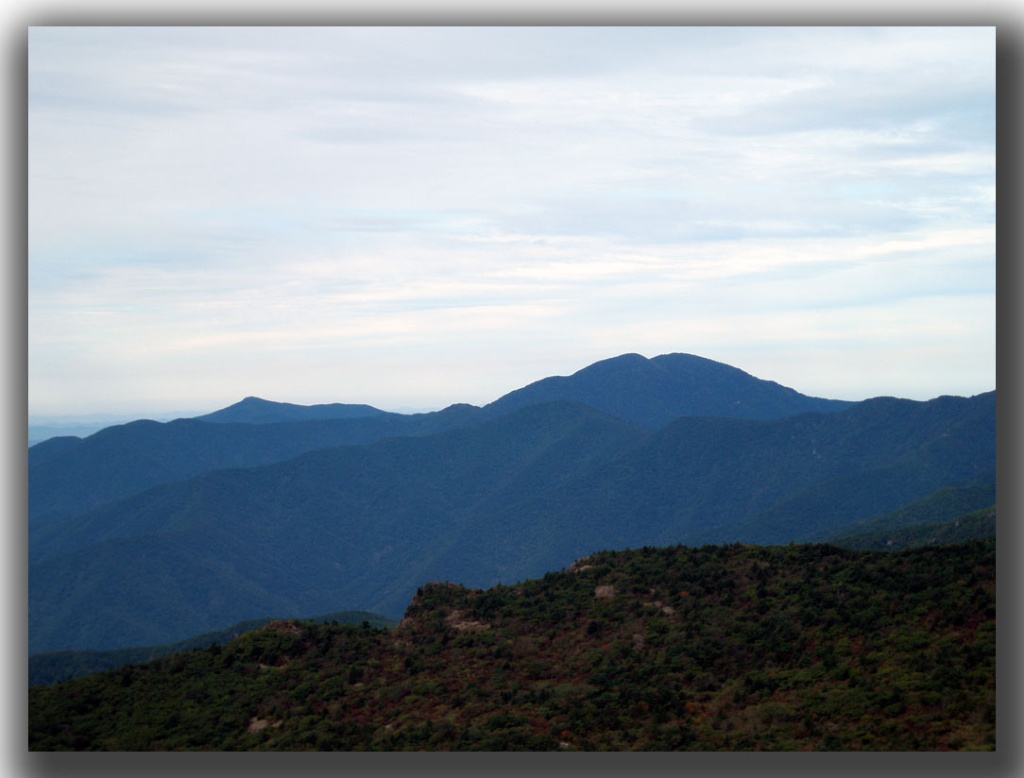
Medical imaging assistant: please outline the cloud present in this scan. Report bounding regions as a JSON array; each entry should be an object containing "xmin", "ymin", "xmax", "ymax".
[{"xmin": 28, "ymin": 27, "xmax": 995, "ymax": 415}]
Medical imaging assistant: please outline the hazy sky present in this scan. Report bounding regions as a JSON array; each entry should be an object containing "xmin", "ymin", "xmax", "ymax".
[{"xmin": 28, "ymin": 26, "xmax": 995, "ymax": 417}]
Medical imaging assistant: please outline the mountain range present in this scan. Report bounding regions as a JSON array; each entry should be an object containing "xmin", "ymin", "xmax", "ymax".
[
  {"xmin": 28, "ymin": 353, "xmax": 848, "ymax": 527},
  {"xmin": 28, "ymin": 352, "xmax": 995, "ymax": 655}
]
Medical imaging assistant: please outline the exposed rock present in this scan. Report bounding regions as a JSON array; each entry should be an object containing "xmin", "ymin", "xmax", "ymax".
[
  {"xmin": 264, "ymin": 620, "xmax": 302, "ymax": 635},
  {"xmin": 444, "ymin": 609, "xmax": 490, "ymax": 632},
  {"xmin": 247, "ymin": 717, "xmax": 281, "ymax": 733},
  {"xmin": 568, "ymin": 558, "xmax": 594, "ymax": 573}
]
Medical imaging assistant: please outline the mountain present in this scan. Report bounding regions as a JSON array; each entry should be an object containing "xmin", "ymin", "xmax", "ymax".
[
  {"xmin": 829, "ymin": 507, "xmax": 995, "ymax": 552},
  {"xmin": 418, "ymin": 392, "xmax": 995, "ymax": 584},
  {"xmin": 29, "ymin": 540, "xmax": 995, "ymax": 751},
  {"xmin": 29, "ymin": 610, "xmax": 397, "ymax": 687},
  {"xmin": 482, "ymin": 352, "xmax": 853, "ymax": 427},
  {"xmin": 27, "ymin": 435, "xmax": 83, "ymax": 468},
  {"xmin": 28, "ymin": 403, "xmax": 481, "ymax": 527},
  {"xmin": 29, "ymin": 392, "xmax": 994, "ymax": 654},
  {"xmin": 27, "ymin": 352, "xmax": 850, "ymax": 528},
  {"xmin": 30, "ymin": 402, "xmax": 644, "ymax": 652},
  {"xmin": 28, "ymin": 424, "xmax": 112, "ymax": 448},
  {"xmin": 195, "ymin": 396, "xmax": 386, "ymax": 424},
  {"xmin": 818, "ymin": 481, "xmax": 996, "ymax": 543}
]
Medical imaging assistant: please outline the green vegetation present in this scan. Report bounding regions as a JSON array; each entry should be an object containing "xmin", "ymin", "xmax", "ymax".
[
  {"xmin": 823, "ymin": 481, "xmax": 995, "ymax": 540},
  {"xmin": 29, "ymin": 611, "xmax": 397, "ymax": 687},
  {"xmin": 831, "ymin": 507, "xmax": 995, "ymax": 552},
  {"xmin": 30, "ymin": 539, "xmax": 995, "ymax": 751}
]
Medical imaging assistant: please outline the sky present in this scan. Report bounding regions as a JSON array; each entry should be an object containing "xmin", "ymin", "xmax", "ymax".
[{"xmin": 27, "ymin": 26, "xmax": 996, "ymax": 418}]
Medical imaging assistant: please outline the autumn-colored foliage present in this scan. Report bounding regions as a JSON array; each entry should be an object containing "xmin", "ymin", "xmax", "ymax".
[{"xmin": 29, "ymin": 540, "xmax": 995, "ymax": 751}]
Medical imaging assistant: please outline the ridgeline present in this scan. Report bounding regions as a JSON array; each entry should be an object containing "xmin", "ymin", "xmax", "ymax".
[{"xmin": 30, "ymin": 538, "xmax": 995, "ymax": 751}]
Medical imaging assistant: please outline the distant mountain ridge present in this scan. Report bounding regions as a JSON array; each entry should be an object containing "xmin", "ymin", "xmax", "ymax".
[
  {"xmin": 192, "ymin": 352, "xmax": 854, "ymax": 430},
  {"xmin": 829, "ymin": 506, "xmax": 995, "ymax": 552},
  {"xmin": 28, "ymin": 352, "xmax": 851, "ymax": 527},
  {"xmin": 482, "ymin": 353, "xmax": 853, "ymax": 428},
  {"xmin": 29, "ymin": 352, "xmax": 994, "ymax": 655},
  {"xmin": 29, "ymin": 401, "xmax": 643, "ymax": 652},
  {"xmin": 28, "ymin": 405, "xmax": 480, "ymax": 527},
  {"xmin": 817, "ymin": 481, "xmax": 996, "ymax": 543},
  {"xmin": 196, "ymin": 397, "xmax": 386, "ymax": 424},
  {"xmin": 29, "ymin": 390, "xmax": 994, "ymax": 654}
]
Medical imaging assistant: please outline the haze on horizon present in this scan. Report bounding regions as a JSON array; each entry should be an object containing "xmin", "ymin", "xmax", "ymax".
[{"xmin": 28, "ymin": 26, "xmax": 995, "ymax": 418}]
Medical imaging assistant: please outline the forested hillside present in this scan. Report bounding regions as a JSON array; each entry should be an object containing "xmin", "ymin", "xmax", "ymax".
[
  {"xmin": 820, "ymin": 482, "xmax": 996, "ymax": 542},
  {"xmin": 29, "ymin": 540, "xmax": 995, "ymax": 751},
  {"xmin": 830, "ymin": 507, "xmax": 995, "ymax": 552},
  {"xmin": 28, "ymin": 611, "xmax": 397, "ymax": 688}
]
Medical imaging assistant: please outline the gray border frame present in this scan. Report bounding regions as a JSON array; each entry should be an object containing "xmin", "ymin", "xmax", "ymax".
[{"xmin": 11, "ymin": 8, "xmax": 1019, "ymax": 778}]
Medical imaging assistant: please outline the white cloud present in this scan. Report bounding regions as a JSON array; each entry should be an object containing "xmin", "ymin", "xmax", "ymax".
[{"xmin": 28, "ymin": 26, "xmax": 995, "ymax": 415}]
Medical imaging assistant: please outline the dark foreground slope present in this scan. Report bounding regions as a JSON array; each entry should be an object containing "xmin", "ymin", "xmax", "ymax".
[
  {"xmin": 28, "ymin": 611, "xmax": 397, "ymax": 688},
  {"xmin": 29, "ymin": 392, "xmax": 994, "ymax": 654},
  {"xmin": 29, "ymin": 540, "xmax": 995, "ymax": 751}
]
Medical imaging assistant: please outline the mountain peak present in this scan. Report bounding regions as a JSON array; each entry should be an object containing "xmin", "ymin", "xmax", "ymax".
[
  {"xmin": 197, "ymin": 398, "xmax": 385, "ymax": 425},
  {"xmin": 483, "ymin": 352, "xmax": 851, "ymax": 428}
]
